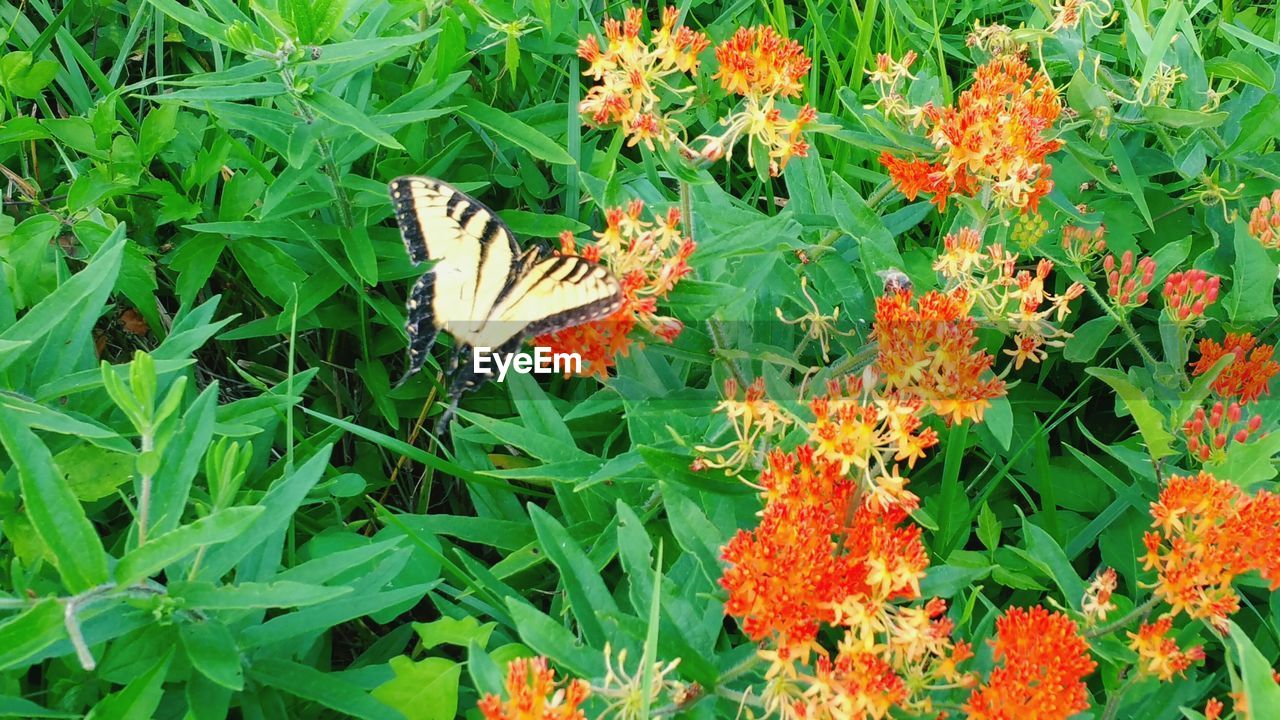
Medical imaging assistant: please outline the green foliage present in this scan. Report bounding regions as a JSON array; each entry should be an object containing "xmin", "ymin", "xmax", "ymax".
[{"xmin": 0, "ymin": 0, "xmax": 1277, "ymax": 717}]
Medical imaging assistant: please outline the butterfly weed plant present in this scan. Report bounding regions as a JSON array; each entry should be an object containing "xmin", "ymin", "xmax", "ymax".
[{"xmin": 0, "ymin": 0, "xmax": 1279, "ymax": 718}]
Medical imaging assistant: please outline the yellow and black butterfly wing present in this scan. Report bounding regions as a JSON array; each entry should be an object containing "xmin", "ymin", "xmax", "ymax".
[
  {"xmin": 389, "ymin": 176, "xmax": 521, "ymax": 378},
  {"xmin": 473, "ymin": 255, "xmax": 623, "ymax": 348}
]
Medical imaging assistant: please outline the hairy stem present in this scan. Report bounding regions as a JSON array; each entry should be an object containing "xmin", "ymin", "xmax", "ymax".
[{"xmin": 1084, "ymin": 594, "xmax": 1161, "ymax": 639}]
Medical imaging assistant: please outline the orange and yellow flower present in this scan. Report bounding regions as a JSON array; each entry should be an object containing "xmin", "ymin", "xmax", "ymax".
[
  {"xmin": 536, "ymin": 200, "xmax": 693, "ymax": 378},
  {"xmin": 1191, "ymin": 332, "xmax": 1279, "ymax": 405},
  {"xmin": 934, "ymin": 229, "xmax": 1084, "ymax": 371},
  {"xmin": 478, "ymin": 656, "xmax": 590, "ymax": 720},
  {"xmin": 1142, "ymin": 472, "xmax": 1280, "ymax": 630},
  {"xmin": 879, "ymin": 55, "xmax": 1063, "ymax": 213},
  {"xmin": 965, "ymin": 606, "xmax": 1096, "ymax": 720},
  {"xmin": 578, "ymin": 7, "xmax": 708, "ymax": 149},
  {"xmin": 698, "ymin": 26, "xmax": 817, "ymax": 175},
  {"xmin": 711, "ymin": 25, "xmax": 811, "ymax": 99},
  {"xmin": 1127, "ymin": 618, "xmax": 1205, "ymax": 682},
  {"xmin": 871, "ymin": 287, "xmax": 1006, "ymax": 424}
]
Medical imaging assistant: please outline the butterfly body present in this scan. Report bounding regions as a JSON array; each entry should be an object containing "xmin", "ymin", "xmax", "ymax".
[{"xmin": 388, "ymin": 177, "xmax": 623, "ymax": 431}]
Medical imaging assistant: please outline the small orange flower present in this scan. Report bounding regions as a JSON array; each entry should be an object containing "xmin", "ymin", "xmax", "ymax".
[
  {"xmin": 965, "ymin": 606, "xmax": 1096, "ymax": 720},
  {"xmin": 1204, "ymin": 697, "xmax": 1225, "ymax": 720},
  {"xmin": 711, "ymin": 25, "xmax": 811, "ymax": 98},
  {"xmin": 1181, "ymin": 400, "xmax": 1263, "ymax": 465},
  {"xmin": 478, "ymin": 656, "xmax": 590, "ymax": 720},
  {"xmin": 1191, "ymin": 332, "xmax": 1280, "ymax": 404},
  {"xmin": 1127, "ymin": 618, "xmax": 1205, "ymax": 681},
  {"xmin": 536, "ymin": 201, "xmax": 693, "ymax": 378},
  {"xmin": 1103, "ymin": 251, "xmax": 1156, "ymax": 311},
  {"xmin": 1082, "ymin": 567, "xmax": 1118, "ymax": 623},
  {"xmin": 871, "ymin": 287, "xmax": 1006, "ymax": 424},
  {"xmin": 1061, "ymin": 224, "xmax": 1107, "ymax": 265},
  {"xmin": 1162, "ymin": 269, "xmax": 1220, "ymax": 325},
  {"xmin": 1248, "ymin": 189, "xmax": 1280, "ymax": 249}
]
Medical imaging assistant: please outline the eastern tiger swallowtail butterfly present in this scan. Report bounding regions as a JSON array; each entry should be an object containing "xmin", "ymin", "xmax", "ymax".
[{"xmin": 389, "ymin": 176, "xmax": 624, "ymax": 431}]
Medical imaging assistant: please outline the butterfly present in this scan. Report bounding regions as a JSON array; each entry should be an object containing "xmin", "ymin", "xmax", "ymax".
[{"xmin": 388, "ymin": 177, "xmax": 623, "ymax": 430}]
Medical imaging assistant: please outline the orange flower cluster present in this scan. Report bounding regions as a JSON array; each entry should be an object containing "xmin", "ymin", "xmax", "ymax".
[
  {"xmin": 934, "ymin": 229, "xmax": 1085, "ymax": 370},
  {"xmin": 1127, "ymin": 618, "xmax": 1205, "ymax": 682},
  {"xmin": 696, "ymin": 378, "xmax": 793, "ymax": 475},
  {"xmin": 1248, "ymin": 189, "xmax": 1280, "ymax": 249},
  {"xmin": 721, "ymin": 443, "xmax": 972, "ymax": 717},
  {"xmin": 1162, "ymin": 269, "xmax": 1220, "ymax": 325},
  {"xmin": 700, "ymin": 26, "xmax": 817, "ymax": 175},
  {"xmin": 578, "ymin": 7, "xmax": 709, "ymax": 149},
  {"xmin": 1103, "ymin": 250, "xmax": 1156, "ymax": 311},
  {"xmin": 1142, "ymin": 472, "xmax": 1280, "ymax": 630},
  {"xmin": 878, "ymin": 55, "xmax": 1063, "ymax": 213},
  {"xmin": 965, "ymin": 606, "xmax": 1096, "ymax": 720},
  {"xmin": 871, "ymin": 286, "xmax": 1006, "ymax": 424},
  {"xmin": 478, "ymin": 656, "xmax": 590, "ymax": 720},
  {"xmin": 1061, "ymin": 224, "xmax": 1108, "ymax": 265},
  {"xmin": 1081, "ymin": 567, "xmax": 1118, "ymax": 623},
  {"xmin": 808, "ymin": 375, "xmax": 938, "ymax": 510},
  {"xmin": 1181, "ymin": 400, "xmax": 1263, "ymax": 465},
  {"xmin": 536, "ymin": 200, "xmax": 693, "ymax": 378},
  {"xmin": 712, "ymin": 26, "xmax": 811, "ymax": 98},
  {"xmin": 1191, "ymin": 332, "xmax": 1279, "ymax": 404}
]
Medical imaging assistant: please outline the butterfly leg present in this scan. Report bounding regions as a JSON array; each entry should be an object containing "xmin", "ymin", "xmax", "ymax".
[{"xmin": 396, "ymin": 271, "xmax": 438, "ymax": 387}]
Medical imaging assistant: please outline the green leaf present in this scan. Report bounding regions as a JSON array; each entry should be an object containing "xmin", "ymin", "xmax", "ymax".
[
  {"xmin": 1226, "ymin": 219, "xmax": 1278, "ymax": 324},
  {"xmin": 371, "ymin": 657, "xmax": 460, "ymax": 720},
  {"xmin": 281, "ymin": 0, "xmax": 347, "ymax": 43},
  {"xmin": 504, "ymin": 600, "xmax": 601, "ymax": 679},
  {"xmin": 169, "ymin": 580, "xmax": 351, "ymax": 610},
  {"xmin": 0, "ymin": 420, "xmax": 109, "ymax": 592},
  {"xmin": 144, "ymin": 0, "xmax": 228, "ymax": 42},
  {"xmin": 527, "ymin": 505, "xmax": 617, "ymax": 646},
  {"xmin": 1208, "ymin": 432, "xmax": 1280, "ymax": 488},
  {"xmin": 1143, "ymin": 106, "xmax": 1227, "ymax": 129},
  {"xmin": 920, "ymin": 565, "xmax": 992, "ymax": 598},
  {"xmin": 306, "ymin": 90, "xmax": 404, "ymax": 149},
  {"xmin": 0, "ymin": 601, "xmax": 65, "ymax": 672},
  {"xmin": 1085, "ymin": 368, "xmax": 1176, "ymax": 459},
  {"xmin": 1224, "ymin": 93, "xmax": 1280, "ymax": 157},
  {"xmin": 1108, "ymin": 135, "xmax": 1153, "ymax": 230},
  {"xmin": 1064, "ymin": 316, "xmax": 1117, "ymax": 364},
  {"xmin": 1020, "ymin": 519, "xmax": 1085, "ymax": 610},
  {"xmin": 180, "ymin": 620, "xmax": 243, "ymax": 691},
  {"xmin": 1227, "ymin": 621, "xmax": 1280, "ymax": 713},
  {"xmin": 250, "ymin": 658, "xmax": 402, "ymax": 720},
  {"xmin": 116, "ymin": 506, "xmax": 265, "ymax": 586},
  {"xmin": 458, "ymin": 98, "xmax": 574, "ymax": 165},
  {"xmin": 413, "ymin": 616, "xmax": 495, "ymax": 651},
  {"xmin": 87, "ymin": 649, "xmax": 173, "ymax": 720},
  {"xmin": 0, "ymin": 695, "xmax": 77, "ymax": 718},
  {"xmin": 0, "ymin": 52, "xmax": 60, "ymax": 99},
  {"xmin": 53, "ymin": 444, "xmax": 133, "ymax": 502}
]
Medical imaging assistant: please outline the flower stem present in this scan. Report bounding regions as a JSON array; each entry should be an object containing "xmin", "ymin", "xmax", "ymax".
[
  {"xmin": 1081, "ymin": 279, "xmax": 1161, "ymax": 370},
  {"xmin": 136, "ymin": 431, "xmax": 154, "ymax": 545},
  {"xmin": 1084, "ymin": 594, "xmax": 1161, "ymax": 639}
]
